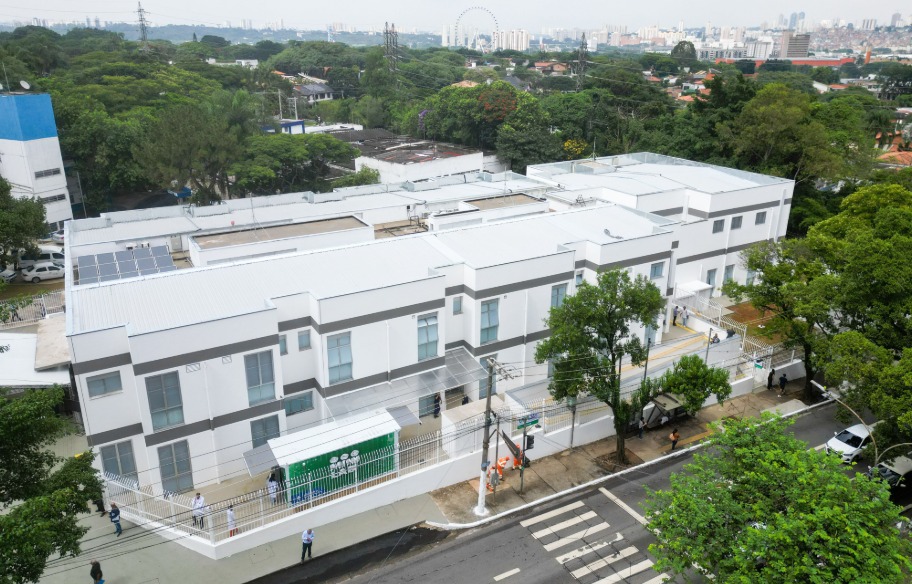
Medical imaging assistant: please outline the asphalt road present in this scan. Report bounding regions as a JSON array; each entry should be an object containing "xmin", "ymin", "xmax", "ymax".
[{"xmin": 259, "ymin": 403, "xmax": 909, "ymax": 584}]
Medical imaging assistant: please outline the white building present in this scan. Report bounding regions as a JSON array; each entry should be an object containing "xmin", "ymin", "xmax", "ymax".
[
  {"xmin": 0, "ymin": 93, "xmax": 73, "ymax": 228},
  {"xmin": 355, "ymin": 142, "xmax": 484, "ymax": 184},
  {"xmin": 493, "ymin": 29, "xmax": 531, "ymax": 51},
  {"xmin": 64, "ymin": 154, "xmax": 792, "ymax": 498}
]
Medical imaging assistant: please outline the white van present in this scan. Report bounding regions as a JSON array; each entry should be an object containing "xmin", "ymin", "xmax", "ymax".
[{"xmin": 18, "ymin": 246, "xmax": 65, "ymax": 269}]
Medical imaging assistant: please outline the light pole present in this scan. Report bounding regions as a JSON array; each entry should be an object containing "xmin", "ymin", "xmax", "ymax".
[
  {"xmin": 566, "ymin": 395, "xmax": 578, "ymax": 451},
  {"xmin": 811, "ymin": 380, "xmax": 878, "ymax": 463},
  {"xmin": 474, "ymin": 357, "xmax": 496, "ymax": 517}
]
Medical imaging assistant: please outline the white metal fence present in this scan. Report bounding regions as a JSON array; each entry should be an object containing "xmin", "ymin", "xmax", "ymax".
[{"xmin": 0, "ymin": 290, "xmax": 64, "ymax": 329}]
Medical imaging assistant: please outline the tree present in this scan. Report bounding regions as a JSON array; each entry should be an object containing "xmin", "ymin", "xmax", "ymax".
[
  {"xmin": 724, "ymin": 239, "xmax": 837, "ymax": 400},
  {"xmin": 535, "ymin": 270, "xmax": 665, "ymax": 464},
  {"xmin": 495, "ymin": 93, "xmax": 562, "ymax": 172},
  {"xmin": 333, "ymin": 167, "xmax": 380, "ymax": 189},
  {"xmin": 0, "ymin": 176, "xmax": 46, "ymax": 266},
  {"xmin": 658, "ymin": 354, "xmax": 732, "ymax": 416},
  {"xmin": 643, "ymin": 416, "xmax": 912, "ymax": 582},
  {"xmin": 0, "ymin": 387, "xmax": 103, "ymax": 583}
]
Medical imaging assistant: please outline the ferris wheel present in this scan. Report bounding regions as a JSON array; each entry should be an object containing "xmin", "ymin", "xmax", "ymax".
[{"xmin": 453, "ymin": 6, "xmax": 500, "ymax": 53}]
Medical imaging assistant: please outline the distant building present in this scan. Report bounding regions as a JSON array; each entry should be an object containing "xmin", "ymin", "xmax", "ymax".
[
  {"xmin": 778, "ymin": 32, "xmax": 810, "ymax": 59},
  {"xmin": 0, "ymin": 93, "xmax": 73, "ymax": 228},
  {"xmin": 492, "ymin": 29, "xmax": 530, "ymax": 51},
  {"xmin": 294, "ymin": 84, "xmax": 335, "ymax": 104}
]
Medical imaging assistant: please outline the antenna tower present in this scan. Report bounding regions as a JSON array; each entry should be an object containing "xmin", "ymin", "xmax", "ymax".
[
  {"xmin": 575, "ymin": 33, "xmax": 588, "ymax": 91},
  {"xmin": 137, "ymin": 2, "xmax": 150, "ymax": 47},
  {"xmin": 384, "ymin": 22, "xmax": 399, "ymax": 72}
]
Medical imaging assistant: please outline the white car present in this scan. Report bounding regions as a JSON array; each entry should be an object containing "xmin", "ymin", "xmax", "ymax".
[
  {"xmin": 825, "ymin": 423, "xmax": 874, "ymax": 463},
  {"xmin": 0, "ymin": 267, "xmax": 15, "ymax": 283},
  {"xmin": 51, "ymin": 229, "xmax": 65, "ymax": 243},
  {"xmin": 867, "ymin": 453, "xmax": 912, "ymax": 489},
  {"xmin": 21, "ymin": 261, "xmax": 65, "ymax": 283}
]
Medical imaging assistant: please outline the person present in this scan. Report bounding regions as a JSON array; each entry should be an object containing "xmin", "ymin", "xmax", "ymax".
[
  {"xmin": 681, "ymin": 307, "xmax": 689, "ymax": 327},
  {"xmin": 711, "ymin": 333, "xmax": 720, "ymax": 344},
  {"xmin": 109, "ymin": 503, "xmax": 122, "ymax": 537},
  {"xmin": 93, "ymin": 498, "xmax": 106, "ymax": 517},
  {"xmin": 778, "ymin": 373, "xmax": 788, "ymax": 397},
  {"xmin": 89, "ymin": 559, "xmax": 104, "ymax": 584},
  {"xmin": 301, "ymin": 528, "xmax": 315, "ymax": 562},
  {"xmin": 767, "ymin": 368, "xmax": 776, "ymax": 391},
  {"xmin": 669, "ymin": 428, "xmax": 681, "ymax": 451},
  {"xmin": 227, "ymin": 505, "xmax": 237, "ymax": 537},
  {"xmin": 672, "ymin": 305, "xmax": 679, "ymax": 326},
  {"xmin": 433, "ymin": 393, "xmax": 442, "ymax": 418},
  {"xmin": 638, "ymin": 417, "xmax": 646, "ymax": 439},
  {"xmin": 10, "ymin": 305, "xmax": 21, "ymax": 321},
  {"xmin": 659, "ymin": 414, "xmax": 669, "ymax": 426},
  {"xmin": 461, "ymin": 394, "xmax": 470, "ymax": 405},
  {"xmin": 192, "ymin": 493, "xmax": 206, "ymax": 529},
  {"xmin": 267, "ymin": 474, "xmax": 278, "ymax": 506}
]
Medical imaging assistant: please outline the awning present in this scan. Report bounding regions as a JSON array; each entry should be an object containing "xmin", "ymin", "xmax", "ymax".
[
  {"xmin": 652, "ymin": 393, "xmax": 685, "ymax": 414},
  {"xmin": 386, "ymin": 405, "xmax": 421, "ymax": 427},
  {"xmin": 324, "ymin": 347, "xmax": 487, "ymax": 419},
  {"xmin": 243, "ymin": 442, "xmax": 279, "ymax": 477}
]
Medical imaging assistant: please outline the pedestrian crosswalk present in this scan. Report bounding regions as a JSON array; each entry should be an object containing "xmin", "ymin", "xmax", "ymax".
[{"xmin": 520, "ymin": 499, "xmax": 671, "ymax": 584}]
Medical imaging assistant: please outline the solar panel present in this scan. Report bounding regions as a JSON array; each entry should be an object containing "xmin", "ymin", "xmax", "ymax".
[
  {"xmin": 96, "ymin": 252, "xmax": 116, "ymax": 264},
  {"xmin": 158, "ymin": 265, "xmax": 177, "ymax": 273},
  {"xmin": 139, "ymin": 268, "xmax": 158, "ymax": 276},
  {"xmin": 151, "ymin": 246, "xmax": 170, "ymax": 258},
  {"xmin": 99, "ymin": 263, "xmax": 118, "ymax": 277},
  {"xmin": 115, "ymin": 250, "xmax": 134, "ymax": 262},
  {"xmin": 99, "ymin": 274, "xmax": 119, "ymax": 282},
  {"xmin": 133, "ymin": 248, "xmax": 152, "ymax": 259},
  {"xmin": 77, "ymin": 256, "xmax": 96, "ymax": 269},
  {"xmin": 79, "ymin": 276, "xmax": 98, "ymax": 284},
  {"xmin": 154, "ymin": 255, "xmax": 174, "ymax": 268},
  {"xmin": 119, "ymin": 271, "xmax": 138, "ymax": 279},
  {"xmin": 80, "ymin": 265, "xmax": 98, "ymax": 278},
  {"xmin": 118, "ymin": 260, "xmax": 137, "ymax": 273},
  {"xmin": 137, "ymin": 257, "xmax": 156, "ymax": 270}
]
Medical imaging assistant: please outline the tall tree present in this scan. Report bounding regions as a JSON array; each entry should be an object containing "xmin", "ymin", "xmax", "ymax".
[
  {"xmin": 0, "ymin": 176, "xmax": 46, "ymax": 266},
  {"xmin": 658, "ymin": 354, "xmax": 732, "ymax": 417},
  {"xmin": 535, "ymin": 270, "xmax": 665, "ymax": 464},
  {"xmin": 643, "ymin": 416, "xmax": 911, "ymax": 582}
]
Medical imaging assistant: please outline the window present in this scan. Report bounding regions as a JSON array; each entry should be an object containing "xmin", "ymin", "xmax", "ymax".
[
  {"xmin": 755, "ymin": 211, "xmax": 767, "ymax": 225},
  {"xmin": 285, "ymin": 392, "xmax": 314, "ymax": 416},
  {"xmin": 453, "ymin": 296, "xmax": 463, "ymax": 315},
  {"xmin": 417, "ymin": 313, "xmax": 439, "ymax": 361},
  {"xmin": 479, "ymin": 357, "xmax": 497, "ymax": 398},
  {"xmin": 575, "ymin": 271, "xmax": 584, "ymax": 285},
  {"xmin": 327, "ymin": 333, "xmax": 353, "ymax": 384},
  {"xmin": 706, "ymin": 269, "xmax": 717, "ymax": 288},
  {"xmin": 158, "ymin": 441, "xmax": 193, "ymax": 494},
  {"xmin": 100, "ymin": 441, "xmax": 137, "ymax": 483},
  {"xmin": 480, "ymin": 299, "xmax": 499, "ymax": 345},
  {"xmin": 87, "ymin": 371, "xmax": 122, "ymax": 397},
  {"xmin": 279, "ymin": 334, "xmax": 288, "ymax": 355},
  {"xmin": 250, "ymin": 415, "xmax": 280, "ymax": 448},
  {"xmin": 146, "ymin": 372, "xmax": 184, "ymax": 431},
  {"xmin": 34, "ymin": 168, "xmax": 61, "ymax": 179},
  {"xmin": 650, "ymin": 262, "xmax": 664, "ymax": 280},
  {"xmin": 712, "ymin": 219, "xmax": 725, "ymax": 233},
  {"xmin": 731, "ymin": 216, "xmax": 743, "ymax": 230},
  {"xmin": 551, "ymin": 284, "xmax": 567, "ymax": 308},
  {"xmin": 298, "ymin": 330, "xmax": 311, "ymax": 351},
  {"xmin": 419, "ymin": 394, "xmax": 436, "ymax": 418},
  {"xmin": 245, "ymin": 351, "xmax": 276, "ymax": 405},
  {"xmin": 724, "ymin": 264, "xmax": 735, "ymax": 283},
  {"xmin": 746, "ymin": 269, "xmax": 757, "ymax": 285}
]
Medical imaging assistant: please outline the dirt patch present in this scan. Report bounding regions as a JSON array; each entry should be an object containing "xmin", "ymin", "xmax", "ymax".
[
  {"xmin": 594, "ymin": 449, "xmax": 644, "ymax": 473},
  {"xmin": 727, "ymin": 301, "xmax": 783, "ymax": 342}
]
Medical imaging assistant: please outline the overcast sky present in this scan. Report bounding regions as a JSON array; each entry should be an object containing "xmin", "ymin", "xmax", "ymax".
[{"xmin": 4, "ymin": 1, "xmax": 909, "ymax": 32}]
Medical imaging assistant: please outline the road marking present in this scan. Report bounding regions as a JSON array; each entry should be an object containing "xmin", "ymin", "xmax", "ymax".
[
  {"xmin": 531, "ymin": 511, "xmax": 598, "ymax": 539},
  {"xmin": 520, "ymin": 501, "xmax": 585, "ymax": 527},
  {"xmin": 543, "ymin": 522, "xmax": 610, "ymax": 552},
  {"xmin": 592, "ymin": 559, "xmax": 655, "ymax": 583},
  {"xmin": 554, "ymin": 539, "xmax": 616, "ymax": 564},
  {"xmin": 493, "ymin": 568, "xmax": 520, "ymax": 581},
  {"xmin": 641, "ymin": 575, "xmax": 672, "ymax": 584},
  {"xmin": 812, "ymin": 444, "xmax": 826, "ymax": 451},
  {"xmin": 570, "ymin": 546, "xmax": 638, "ymax": 578},
  {"xmin": 599, "ymin": 487, "xmax": 648, "ymax": 526}
]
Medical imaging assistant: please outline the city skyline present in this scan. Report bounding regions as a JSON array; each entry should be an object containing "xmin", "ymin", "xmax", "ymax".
[{"xmin": 3, "ymin": 1, "xmax": 910, "ymax": 33}]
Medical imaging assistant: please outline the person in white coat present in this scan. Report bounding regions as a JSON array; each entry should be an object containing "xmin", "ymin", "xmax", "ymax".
[
  {"xmin": 192, "ymin": 493, "xmax": 206, "ymax": 529},
  {"xmin": 226, "ymin": 504, "xmax": 237, "ymax": 537},
  {"xmin": 267, "ymin": 474, "xmax": 279, "ymax": 506}
]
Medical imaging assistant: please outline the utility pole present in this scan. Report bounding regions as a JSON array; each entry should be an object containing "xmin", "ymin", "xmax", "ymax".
[
  {"xmin": 383, "ymin": 22, "xmax": 399, "ymax": 73},
  {"xmin": 492, "ymin": 413, "xmax": 501, "ymax": 503},
  {"xmin": 520, "ymin": 416, "xmax": 529, "ymax": 494},
  {"xmin": 474, "ymin": 357, "xmax": 514, "ymax": 516},
  {"xmin": 705, "ymin": 327, "xmax": 713, "ymax": 362},
  {"xmin": 575, "ymin": 33, "xmax": 588, "ymax": 91},
  {"xmin": 642, "ymin": 338, "xmax": 652, "ymax": 383},
  {"xmin": 137, "ymin": 2, "xmax": 150, "ymax": 50}
]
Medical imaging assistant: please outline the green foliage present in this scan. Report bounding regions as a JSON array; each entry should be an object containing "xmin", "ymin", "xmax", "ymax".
[
  {"xmin": 333, "ymin": 167, "xmax": 380, "ymax": 189},
  {"xmin": 535, "ymin": 270, "xmax": 664, "ymax": 463},
  {"xmin": 659, "ymin": 354, "xmax": 732, "ymax": 416},
  {"xmin": 495, "ymin": 93, "xmax": 563, "ymax": 172},
  {"xmin": 643, "ymin": 416, "xmax": 912, "ymax": 582},
  {"xmin": 0, "ymin": 176, "xmax": 47, "ymax": 267}
]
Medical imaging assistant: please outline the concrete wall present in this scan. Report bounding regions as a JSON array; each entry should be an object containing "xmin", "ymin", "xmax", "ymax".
[{"xmin": 356, "ymin": 152, "xmax": 484, "ymax": 184}]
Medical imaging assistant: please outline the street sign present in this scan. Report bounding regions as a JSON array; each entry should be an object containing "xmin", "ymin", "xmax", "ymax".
[{"xmin": 517, "ymin": 416, "xmax": 539, "ymax": 429}]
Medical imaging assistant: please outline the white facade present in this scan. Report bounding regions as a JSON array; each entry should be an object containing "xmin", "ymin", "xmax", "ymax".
[
  {"xmin": 65, "ymin": 154, "xmax": 793, "ymax": 497},
  {"xmin": 0, "ymin": 93, "xmax": 73, "ymax": 227},
  {"xmin": 355, "ymin": 148, "xmax": 484, "ymax": 184}
]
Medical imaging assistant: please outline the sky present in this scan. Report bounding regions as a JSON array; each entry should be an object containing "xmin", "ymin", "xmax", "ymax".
[{"xmin": 3, "ymin": 1, "xmax": 909, "ymax": 32}]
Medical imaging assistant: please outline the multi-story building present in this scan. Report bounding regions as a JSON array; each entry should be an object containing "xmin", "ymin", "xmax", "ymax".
[
  {"xmin": 492, "ymin": 29, "xmax": 531, "ymax": 51},
  {"xmin": 65, "ymin": 154, "xmax": 792, "ymax": 496},
  {"xmin": 778, "ymin": 32, "xmax": 811, "ymax": 58},
  {"xmin": 0, "ymin": 93, "xmax": 73, "ymax": 228}
]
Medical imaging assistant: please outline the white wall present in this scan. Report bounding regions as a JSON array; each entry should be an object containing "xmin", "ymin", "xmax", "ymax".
[{"xmin": 356, "ymin": 152, "xmax": 484, "ymax": 184}]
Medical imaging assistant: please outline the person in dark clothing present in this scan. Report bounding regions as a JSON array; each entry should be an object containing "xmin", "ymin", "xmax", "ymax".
[
  {"xmin": 433, "ymin": 393, "xmax": 441, "ymax": 418},
  {"xmin": 778, "ymin": 373, "xmax": 788, "ymax": 397},
  {"xmin": 109, "ymin": 503, "xmax": 122, "ymax": 536},
  {"xmin": 669, "ymin": 428, "xmax": 681, "ymax": 451},
  {"xmin": 94, "ymin": 498, "xmax": 106, "ymax": 517},
  {"xmin": 89, "ymin": 559, "xmax": 103, "ymax": 584},
  {"xmin": 767, "ymin": 368, "xmax": 776, "ymax": 391}
]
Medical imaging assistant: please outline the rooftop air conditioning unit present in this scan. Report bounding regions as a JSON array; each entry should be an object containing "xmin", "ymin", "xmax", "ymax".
[
  {"xmin": 141, "ymin": 242, "xmax": 151, "ymax": 248},
  {"xmin": 125, "ymin": 242, "xmax": 136, "ymax": 250}
]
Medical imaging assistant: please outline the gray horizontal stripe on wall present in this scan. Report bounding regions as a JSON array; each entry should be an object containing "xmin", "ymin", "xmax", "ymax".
[
  {"xmin": 73, "ymin": 353, "xmax": 132, "ymax": 376},
  {"xmin": 671, "ymin": 241, "xmax": 679, "ymax": 249},
  {"xmin": 472, "ymin": 335, "xmax": 526, "ymax": 356},
  {"xmin": 144, "ymin": 419, "xmax": 213, "ymax": 447},
  {"xmin": 444, "ymin": 339, "xmax": 474, "ymax": 353},
  {"xmin": 575, "ymin": 259, "xmax": 586, "ymax": 269},
  {"xmin": 319, "ymin": 299, "xmax": 446, "ymax": 335},
  {"xmin": 602, "ymin": 251, "xmax": 672, "ymax": 271},
  {"xmin": 666, "ymin": 287, "xmax": 674, "ymax": 297},
  {"xmin": 707, "ymin": 200, "xmax": 784, "ymax": 218},
  {"xmin": 473, "ymin": 272, "xmax": 575, "ymax": 300},
  {"xmin": 653, "ymin": 207, "xmax": 683, "ymax": 217},
  {"xmin": 86, "ymin": 423, "xmax": 144, "ymax": 447},
  {"xmin": 445, "ymin": 285, "xmax": 466, "ymax": 296},
  {"xmin": 317, "ymin": 356, "xmax": 447, "ymax": 400},
  {"xmin": 211, "ymin": 399, "xmax": 285, "ymax": 430},
  {"xmin": 321, "ymin": 371, "xmax": 389, "ymax": 399},
  {"xmin": 676, "ymin": 241, "xmax": 762, "ymax": 265},
  {"xmin": 132, "ymin": 335, "xmax": 279, "ymax": 376},
  {"xmin": 689, "ymin": 208, "xmax": 709, "ymax": 219},
  {"xmin": 278, "ymin": 316, "xmax": 314, "ymax": 333},
  {"xmin": 783, "ymin": 197, "xmax": 792, "ymax": 205},
  {"xmin": 391, "ymin": 356, "xmax": 445, "ymax": 380},
  {"xmin": 284, "ymin": 378, "xmax": 318, "ymax": 395}
]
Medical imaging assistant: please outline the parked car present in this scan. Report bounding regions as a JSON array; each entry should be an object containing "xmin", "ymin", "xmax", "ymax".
[
  {"xmin": 21, "ymin": 261, "xmax": 65, "ymax": 283},
  {"xmin": 0, "ymin": 266, "xmax": 16, "ymax": 283},
  {"xmin": 18, "ymin": 246, "xmax": 65, "ymax": 270},
  {"xmin": 50, "ymin": 229, "xmax": 65, "ymax": 243},
  {"xmin": 825, "ymin": 423, "xmax": 875, "ymax": 463},
  {"xmin": 867, "ymin": 453, "xmax": 912, "ymax": 489}
]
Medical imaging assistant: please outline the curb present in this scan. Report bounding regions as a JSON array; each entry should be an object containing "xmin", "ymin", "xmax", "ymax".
[{"xmin": 427, "ymin": 398, "xmax": 835, "ymax": 530}]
